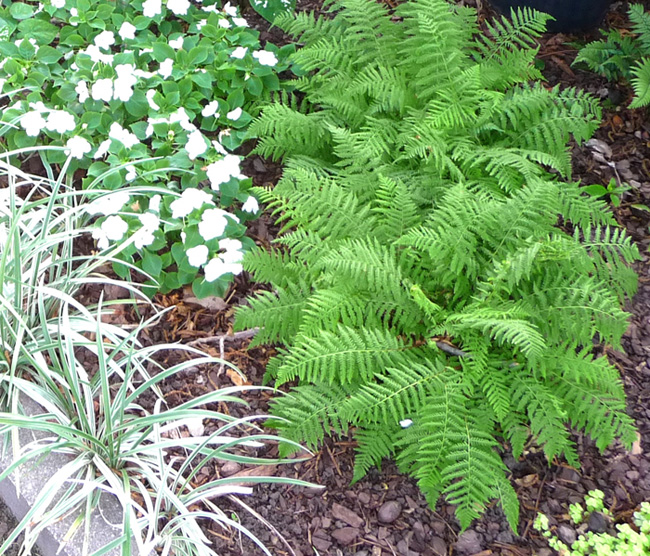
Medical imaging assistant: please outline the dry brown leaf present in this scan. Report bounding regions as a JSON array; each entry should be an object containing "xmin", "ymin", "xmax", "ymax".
[
  {"xmin": 226, "ymin": 367, "xmax": 249, "ymax": 386},
  {"xmin": 631, "ymin": 431, "xmax": 643, "ymax": 455}
]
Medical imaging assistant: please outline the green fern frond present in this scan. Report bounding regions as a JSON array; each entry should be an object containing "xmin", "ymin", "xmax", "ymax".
[
  {"xmin": 351, "ymin": 423, "xmax": 397, "ymax": 483},
  {"xmin": 630, "ymin": 57, "xmax": 650, "ymax": 107},
  {"xmin": 273, "ymin": 325, "xmax": 413, "ymax": 385}
]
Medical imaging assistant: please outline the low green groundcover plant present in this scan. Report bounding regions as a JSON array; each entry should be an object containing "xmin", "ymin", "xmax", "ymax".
[
  {"xmin": 575, "ymin": 4, "xmax": 650, "ymax": 108},
  {"xmin": 234, "ymin": 0, "xmax": 639, "ymax": 529},
  {"xmin": 0, "ymin": 147, "xmax": 314, "ymax": 555},
  {"xmin": 0, "ymin": 0, "xmax": 294, "ymax": 298},
  {"xmin": 534, "ymin": 490, "xmax": 650, "ymax": 556}
]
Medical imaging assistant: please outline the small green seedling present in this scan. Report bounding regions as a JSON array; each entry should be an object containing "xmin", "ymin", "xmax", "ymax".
[{"xmin": 583, "ymin": 178, "xmax": 630, "ymax": 207}]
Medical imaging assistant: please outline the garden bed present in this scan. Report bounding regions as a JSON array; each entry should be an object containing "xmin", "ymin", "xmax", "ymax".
[{"xmin": 2, "ymin": 0, "xmax": 650, "ymax": 555}]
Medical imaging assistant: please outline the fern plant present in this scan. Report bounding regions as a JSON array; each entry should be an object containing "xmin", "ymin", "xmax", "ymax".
[
  {"xmin": 575, "ymin": 4, "xmax": 650, "ymax": 107},
  {"xmin": 235, "ymin": 0, "xmax": 639, "ymax": 530}
]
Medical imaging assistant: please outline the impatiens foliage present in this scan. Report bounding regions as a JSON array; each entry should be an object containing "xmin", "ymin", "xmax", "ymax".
[{"xmin": 0, "ymin": 0, "xmax": 293, "ymax": 297}]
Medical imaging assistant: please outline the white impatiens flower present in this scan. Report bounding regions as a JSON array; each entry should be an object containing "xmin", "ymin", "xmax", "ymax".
[
  {"xmin": 204, "ymin": 256, "xmax": 242, "ymax": 282},
  {"xmin": 219, "ymin": 238, "xmax": 243, "ymax": 256},
  {"xmin": 125, "ymin": 165, "xmax": 137, "ymax": 181},
  {"xmin": 149, "ymin": 195, "xmax": 162, "ymax": 213},
  {"xmin": 113, "ymin": 64, "xmax": 137, "ymax": 102},
  {"xmin": 94, "ymin": 31, "xmax": 115, "ymax": 50},
  {"xmin": 118, "ymin": 21, "xmax": 136, "ymax": 40},
  {"xmin": 142, "ymin": 0, "xmax": 162, "ymax": 17},
  {"xmin": 241, "ymin": 195, "xmax": 259, "ymax": 213},
  {"xmin": 232, "ymin": 17, "xmax": 248, "ymax": 27},
  {"xmin": 92, "ymin": 228, "xmax": 109, "ymax": 250},
  {"xmin": 83, "ymin": 44, "xmax": 114, "ymax": 64},
  {"xmin": 230, "ymin": 46, "xmax": 247, "ymax": 59},
  {"xmin": 169, "ymin": 36, "xmax": 184, "ymax": 49},
  {"xmin": 167, "ymin": 0, "xmax": 190, "ymax": 15},
  {"xmin": 44, "ymin": 110, "xmax": 76, "ymax": 134},
  {"xmin": 158, "ymin": 58, "xmax": 173, "ymax": 79},
  {"xmin": 65, "ymin": 136, "xmax": 92, "ymax": 159},
  {"xmin": 185, "ymin": 129, "xmax": 208, "ymax": 160},
  {"xmin": 206, "ymin": 154, "xmax": 245, "ymax": 190},
  {"xmin": 223, "ymin": 2, "xmax": 238, "ymax": 16},
  {"xmin": 169, "ymin": 107, "xmax": 196, "ymax": 131},
  {"xmin": 133, "ymin": 212, "xmax": 160, "ymax": 249},
  {"xmin": 52, "ymin": 0, "xmax": 65, "ymax": 7},
  {"xmin": 253, "ymin": 50, "xmax": 278, "ymax": 67},
  {"xmin": 85, "ymin": 191, "xmax": 131, "ymax": 216},
  {"xmin": 146, "ymin": 89, "xmax": 160, "ymax": 110},
  {"xmin": 108, "ymin": 122, "xmax": 139, "ymax": 149},
  {"xmin": 20, "ymin": 111, "xmax": 46, "ymax": 137},
  {"xmin": 226, "ymin": 107, "xmax": 242, "ymax": 121},
  {"xmin": 170, "ymin": 188, "xmax": 213, "ymax": 219},
  {"xmin": 201, "ymin": 100, "xmax": 219, "ymax": 118},
  {"xmin": 75, "ymin": 80, "xmax": 89, "ymax": 102},
  {"xmin": 198, "ymin": 208, "xmax": 229, "ymax": 241},
  {"xmin": 218, "ymin": 19, "xmax": 231, "ymax": 29},
  {"xmin": 186, "ymin": 245, "xmax": 209, "ymax": 267},
  {"xmin": 102, "ymin": 215, "xmax": 128, "ymax": 241},
  {"xmin": 91, "ymin": 79, "xmax": 113, "ymax": 102},
  {"xmin": 399, "ymin": 419, "xmax": 413, "ymax": 428},
  {"xmin": 94, "ymin": 139, "xmax": 111, "ymax": 159}
]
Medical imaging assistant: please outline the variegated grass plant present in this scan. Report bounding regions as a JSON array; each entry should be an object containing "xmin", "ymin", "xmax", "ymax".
[{"xmin": 0, "ymin": 148, "xmax": 315, "ymax": 555}]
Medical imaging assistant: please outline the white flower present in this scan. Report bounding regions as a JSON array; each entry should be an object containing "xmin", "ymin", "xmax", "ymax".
[
  {"xmin": 133, "ymin": 212, "xmax": 160, "ymax": 249},
  {"xmin": 219, "ymin": 238, "xmax": 243, "ymax": 255},
  {"xmin": 113, "ymin": 66, "xmax": 137, "ymax": 102},
  {"xmin": 125, "ymin": 165, "xmax": 137, "ymax": 181},
  {"xmin": 185, "ymin": 129, "xmax": 208, "ymax": 160},
  {"xmin": 186, "ymin": 245, "xmax": 209, "ymax": 267},
  {"xmin": 94, "ymin": 31, "xmax": 115, "ymax": 50},
  {"xmin": 91, "ymin": 79, "xmax": 113, "ymax": 102},
  {"xmin": 198, "ymin": 208, "xmax": 229, "ymax": 241},
  {"xmin": 109, "ymin": 122, "xmax": 139, "ymax": 149},
  {"xmin": 149, "ymin": 195, "xmax": 162, "ymax": 212},
  {"xmin": 65, "ymin": 136, "xmax": 92, "ymax": 159},
  {"xmin": 169, "ymin": 36, "xmax": 184, "ymax": 49},
  {"xmin": 399, "ymin": 419, "xmax": 413, "ymax": 428},
  {"xmin": 226, "ymin": 107, "xmax": 242, "ymax": 121},
  {"xmin": 158, "ymin": 58, "xmax": 173, "ymax": 79},
  {"xmin": 253, "ymin": 50, "xmax": 278, "ymax": 67},
  {"xmin": 169, "ymin": 107, "xmax": 195, "ymax": 131},
  {"xmin": 102, "ymin": 215, "xmax": 128, "ymax": 241},
  {"xmin": 146, "ymin": 89, "xmax": 160, "ymax": 110},
  {"xmin": 167, "ymin": 0, "xmax": 190, "ymax": 15},
  {"xmin": 83, "ymin": 44, "xmax": 114, "ymax": 64},
  {"xmin": 241, "ymin": 196, "xmax": 259, "ymax": 213},
  {"xmin": 92, "ymin": 228, "xmax": 109, "ymax": 250},
  {"xmin": 206, "ymin": 154, "xmax": 244, "ymax": 190},
  {"xmin": 218, "ymin": 19, "xmax": 231, "ymax": 29},
  {"xmin": 20, "ymin": 111, "xmax": 46, "ymax": 137},
  {"xmin": 232, "ymin": 17, "xmax": 248, "ymax": 27},
  {"xmin": 70, "ymin": 7, "xmax": 77, "ymax": 15},
  {"xmin": 119, "ymin": 21, "xmax": 136, "ymax": 40},
  {"xmin": 170, "ymin": 188, "xmax": 213, "ymax": 219},
  {"xmin": 142, "ymin": 0, "xmax": 162, "ymax": 17},
  {"xmin": 45, "ymin": 110, "xmax": 76, "ymax": 134},
  {"xmin": 201, "ymin": 100, "xmax": 219, "ymax": 118},
  {"xmin": 212, "ymin": 138, "xmax": 228, "ymax": 155},
  {"xmin": 223, "ymin": 2, "xmax": 238, "ymax": 16},
  {"xmin": 86, "ymin": 191, "xmax": 131, "ymax": 216},
  {"xmin": 94, "ymin": 139, "xmax": 111, "ymax": 159},
  {"xmin": 75, "ymin": 80, "xmax": 89, "ymax": 102},
  {"xmin": 204, "ymin": 256, "xmax": 242, "ymax": 282},
  {"xmin": 52, "ymin": 0, "xmax": 65, "ymax": 7},
  {"xmin": 231, "ymin": 46, "xmax": 247, "ymax": 59}
]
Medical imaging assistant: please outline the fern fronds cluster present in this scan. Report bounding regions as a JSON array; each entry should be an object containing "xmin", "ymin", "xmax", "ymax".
[
  {"xmin": 235, "ymin": 0, "xmax": 639, "ymax": 530},
  {"xmin": 575, "ymin": 4, "xmax": 650, "ymax": 107}
]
